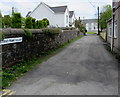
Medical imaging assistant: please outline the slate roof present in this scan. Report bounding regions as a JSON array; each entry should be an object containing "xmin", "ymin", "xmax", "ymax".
[
  {"xmin": 44, "ymin": 3, "xmax": 67, "ymax": 13},
  {"xmin": 50, "ymin": 6, "xmax": 67, "ymax": 13}
]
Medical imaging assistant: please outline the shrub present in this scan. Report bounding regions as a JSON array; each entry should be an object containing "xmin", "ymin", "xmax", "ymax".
[
  {"xmin": 23, "ymin": 29, "xmax": 32, "ymax": 38},
  {"xmin": 21, "ymin": 17, "xmax": 25, "ymax": 27},
  {"xmin": 25, "ymin": 17, "xmax": 33, "ymax": 29},
  {"xmin": 42, "ymin": 28, "xmax": 61, "ymax": 35},
  {"xmin": 42, "ymin": 21, "xmax": 47, "ymax": 28},
  {"xmin": 32, "ymin": 18, "xmax": 36, "ymax": 29},
  {"xmin": 43, "ymin": 18, "xmax": 49, "ymax": 26},
  {"xmin": 12, "ymin": 13, "xmax": 21, "ymax": 28},
  {"xmin": 38, "ymin": 20, "xmax": 44, "ymax": 29},
  {"xmin": 0, "ymin": 32, "xmax": 5, "ymax": 41},
  {"xmin": 4, "ymin": 15, "xmax": 12, "ymax": 28},
  {"xmin": 36, "ymin": 20, "xmax": 39, "ymax": 29},
  {"xmin": 2, "ymin": 17, "xmax": 4, "ymax": 28}
]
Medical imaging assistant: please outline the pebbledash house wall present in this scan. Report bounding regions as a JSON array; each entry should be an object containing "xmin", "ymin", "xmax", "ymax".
[
  {"xmin": 2, "ymin": 28, "xmax": 83, "ymax": 68},
  {"xmin": 107, "ymin": 1, "xmax": 120, "ymax": 52}
]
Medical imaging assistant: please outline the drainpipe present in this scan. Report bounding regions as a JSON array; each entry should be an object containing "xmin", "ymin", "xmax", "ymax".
[{"xmin": 111, "ymin": 7, "xmax": 116, "ymax": 51}]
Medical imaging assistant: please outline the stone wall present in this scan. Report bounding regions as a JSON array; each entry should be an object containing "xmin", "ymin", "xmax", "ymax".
[{"xmin": 2, "ymin": 28, "xmax": 83, "ymax": 68}]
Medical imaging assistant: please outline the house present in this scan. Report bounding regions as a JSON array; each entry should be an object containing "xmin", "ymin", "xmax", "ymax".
[
  {"xmin": 69, "ymin": 11, "xmax": 76, "ymax": 27},
  {"xmin": 82, "ymin": 19, "xmax": 98, "ymax": 34},
  {"xmin": 26, "ymin": 2, "xmax": 76, "ymax": 27},
  {"xmin": 107, "ymin": 0, "xmax": 120, "ymax": 52}
]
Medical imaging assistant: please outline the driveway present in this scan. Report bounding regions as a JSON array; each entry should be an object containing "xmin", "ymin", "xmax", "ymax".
[{"xmin": 8, "ymin": 35, "xmax": 118, "ymax": 95}]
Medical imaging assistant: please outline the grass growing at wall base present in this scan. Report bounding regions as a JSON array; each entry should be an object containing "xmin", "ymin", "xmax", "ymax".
[
  {"xmin": 87, "ymin": 32, "xmax": 96, "ymax": 34},
  {"xmin": 2, "ymin": 35, "xmax": 84, "ymax": 89}
]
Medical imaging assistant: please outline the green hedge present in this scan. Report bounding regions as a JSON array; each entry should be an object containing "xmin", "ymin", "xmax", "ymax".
[
  {"xmin": 12, "ymin": 13, "xmax": 21, "ymax": 28},
  {"xmin": 32, "ymin": 18, "xmax": 36, "ymax": 29},
  {"xmin": 43, "ymin": 18, "xmax": 49, "ymax": 26},
  {"xmin": 25, "ymin": 17, "xmax": 33, "ymax": 29},
  {"xmin": 4, "ymin": 15, "xmax": 12, "ymax": 28},
  {"xmin": 38, "ymin": 20, "xmax": 44, "ymax": 29}
]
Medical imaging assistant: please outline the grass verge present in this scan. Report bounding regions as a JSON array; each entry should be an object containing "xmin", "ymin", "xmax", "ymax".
[
  {"xmin": 87, "ymin": 32, "xmax": 96, "ymax": 34},
  {"xmin": 2, "ymin": 35, "xmax": 84, "ymax": 89}
]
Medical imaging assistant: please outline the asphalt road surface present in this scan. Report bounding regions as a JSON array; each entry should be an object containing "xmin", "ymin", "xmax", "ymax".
[{"xmin": 9, "ymin": 35, "xmax": 119, "ymax": 95}]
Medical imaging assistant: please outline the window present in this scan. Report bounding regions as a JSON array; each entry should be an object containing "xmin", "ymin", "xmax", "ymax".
[{"xmin": 108, "ymin": 23, "xmax": 112, "ymax": 37}]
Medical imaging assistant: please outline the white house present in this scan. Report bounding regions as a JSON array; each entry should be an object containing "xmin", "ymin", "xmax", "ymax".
[
  {"xmin": 69, "ymin": 11, "xmax": 76, "ymax": 27},
  {"xmin": 82, "ymin": 19, "xmax": 98, "ymax": 33},
  {"xmin": 26, "ymin": 2, "xmax": 76, "ymax": 27}
]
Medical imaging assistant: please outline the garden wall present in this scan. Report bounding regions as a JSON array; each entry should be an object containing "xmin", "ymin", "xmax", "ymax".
[{"xmin": 1, "ymin": 28, "xmax": 83, "ymax": 68}]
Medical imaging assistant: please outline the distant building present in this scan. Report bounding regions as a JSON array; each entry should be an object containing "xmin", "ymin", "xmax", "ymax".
[
  {"xmin": 82, "ymin": 19, "xmax": 98, "ymax": 33},
  {"xmin": 26, "ymin": 2, "xmax": 76, "ymax": 27}
]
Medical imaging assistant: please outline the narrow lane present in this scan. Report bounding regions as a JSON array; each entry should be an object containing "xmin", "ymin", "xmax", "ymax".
[{"xmin": 9, "ymin": 35, "xmax": 118, "ymax": 95}]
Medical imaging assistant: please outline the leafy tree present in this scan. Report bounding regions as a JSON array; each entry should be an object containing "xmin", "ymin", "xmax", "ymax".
[
  {"xmin": 75, "ymin": 17, "xmax": 86, "ymax": 33},
  {"xmin": 0, "ymin": 12, "xmax": 2, "ymax": 28},
  {"xmin": 25, "ymin": 17, "xmax": 33, "ymax": 29},
  {"xmin": 99, "ymin": 5, "xmax": 112, "ymax": 30},
  {"xmin": 4, "ymin": 15, "xmax": 12, "ymax": 28},
  {"xmin": 43, "ymin": 18, "xmax": 49, "ymax": 26},
  {"xmin": 12, "ymin": 13, "xmax": 22, "ymax": 28},
  {"xmin": 32, "ymin": 18, "xmax": 36, "ymax": 29}
]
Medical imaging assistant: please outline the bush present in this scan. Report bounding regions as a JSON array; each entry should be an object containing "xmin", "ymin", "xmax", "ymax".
[
  {"xmin": 38, "ymin": 20, "xmax": 44, "ymax": 29},
  {"xmin": 42, "ymin": 21, "xmax": 47, "ymax": 28},
  {"xmin": 0, "ymin": 32, "xmax": 5, "ymax": 41},
  {"xmin": 36, "ymin": 20, "xmax": 39, "ymax": 29},
  {"xmin": 4, "ymin": 15, "xmax": 12, "ymax": 28},
  {"xmin": 23, "ymin": 29, "xmax": 32, "ymax": 38},
  {"xmin": 32, "ymin": 18, "xmax": 36, "ymax": 29},
  {"xmin": 43, "ymin": 18, "xmax": 49, "ymax": 26},
  {"xmin": 42, "ymin": 28, "xmax": 61, "ymax": 35},
  {"xmin": 25, "ymin": 17, "xmax": 33, "ymax": 29},
  {"xmin": 12, "ymin": 13, "xmax": 21, "ymax": 28}
]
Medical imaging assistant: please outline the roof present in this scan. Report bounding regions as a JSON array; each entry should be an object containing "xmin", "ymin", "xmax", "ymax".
[
  {"xmin": 44, "ymin": 3, "xmax": 67, "ymax": 13},
  {"xmin": 26, "ymin": 11, "xmax": 32, "ymax": 17},
  {"xmin": 69, "ymin": 11, "xmax": 74, "ymax": 18},
  {"xmin": 28, "ymin": 2, "xmax": 68, "ymax": 17},
  {"xmin": 50, "ymin": 6, "xmax": 67, "ymax": 13}
]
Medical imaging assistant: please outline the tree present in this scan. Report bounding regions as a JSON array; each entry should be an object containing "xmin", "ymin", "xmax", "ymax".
[
  {"xmin": 75, "ymin": 17, "xmax": 86, "ymax": 33},
  {"xmin": 4, "ymin": 15, "xmax": 12, "ymax": 28},
  {"xmin": 0, "ymin": 12, "xmax": 2, "ymax": 28},
  {"xmin": 12, "ymin": 13, "xmax": 22, "ymax": 28},
  {"xmin": 99, "ymin": 5, "xmax": 112, "ymax": 30},
  {"xmin": 25, "ymin": 17, "xmax": 33, "ymax": 29},
  {"xmin": 42, "ymin": 18, "xmax": 49, "ymax": 26}
]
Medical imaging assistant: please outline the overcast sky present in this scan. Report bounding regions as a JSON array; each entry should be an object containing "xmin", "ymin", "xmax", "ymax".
[{"xmin": 0, "ymin": 0, "xmax": 112, "ymax": 19}]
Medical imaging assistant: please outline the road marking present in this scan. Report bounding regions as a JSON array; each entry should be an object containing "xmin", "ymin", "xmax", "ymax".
[{"xmin": 0, "ymin": 89, "xmax": 16, "ymax": 97}]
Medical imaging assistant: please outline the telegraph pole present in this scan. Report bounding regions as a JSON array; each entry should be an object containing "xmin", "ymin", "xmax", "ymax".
[{"xmin": 97, "ymin": 6, "xmax": 100, "ymax": 35}]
